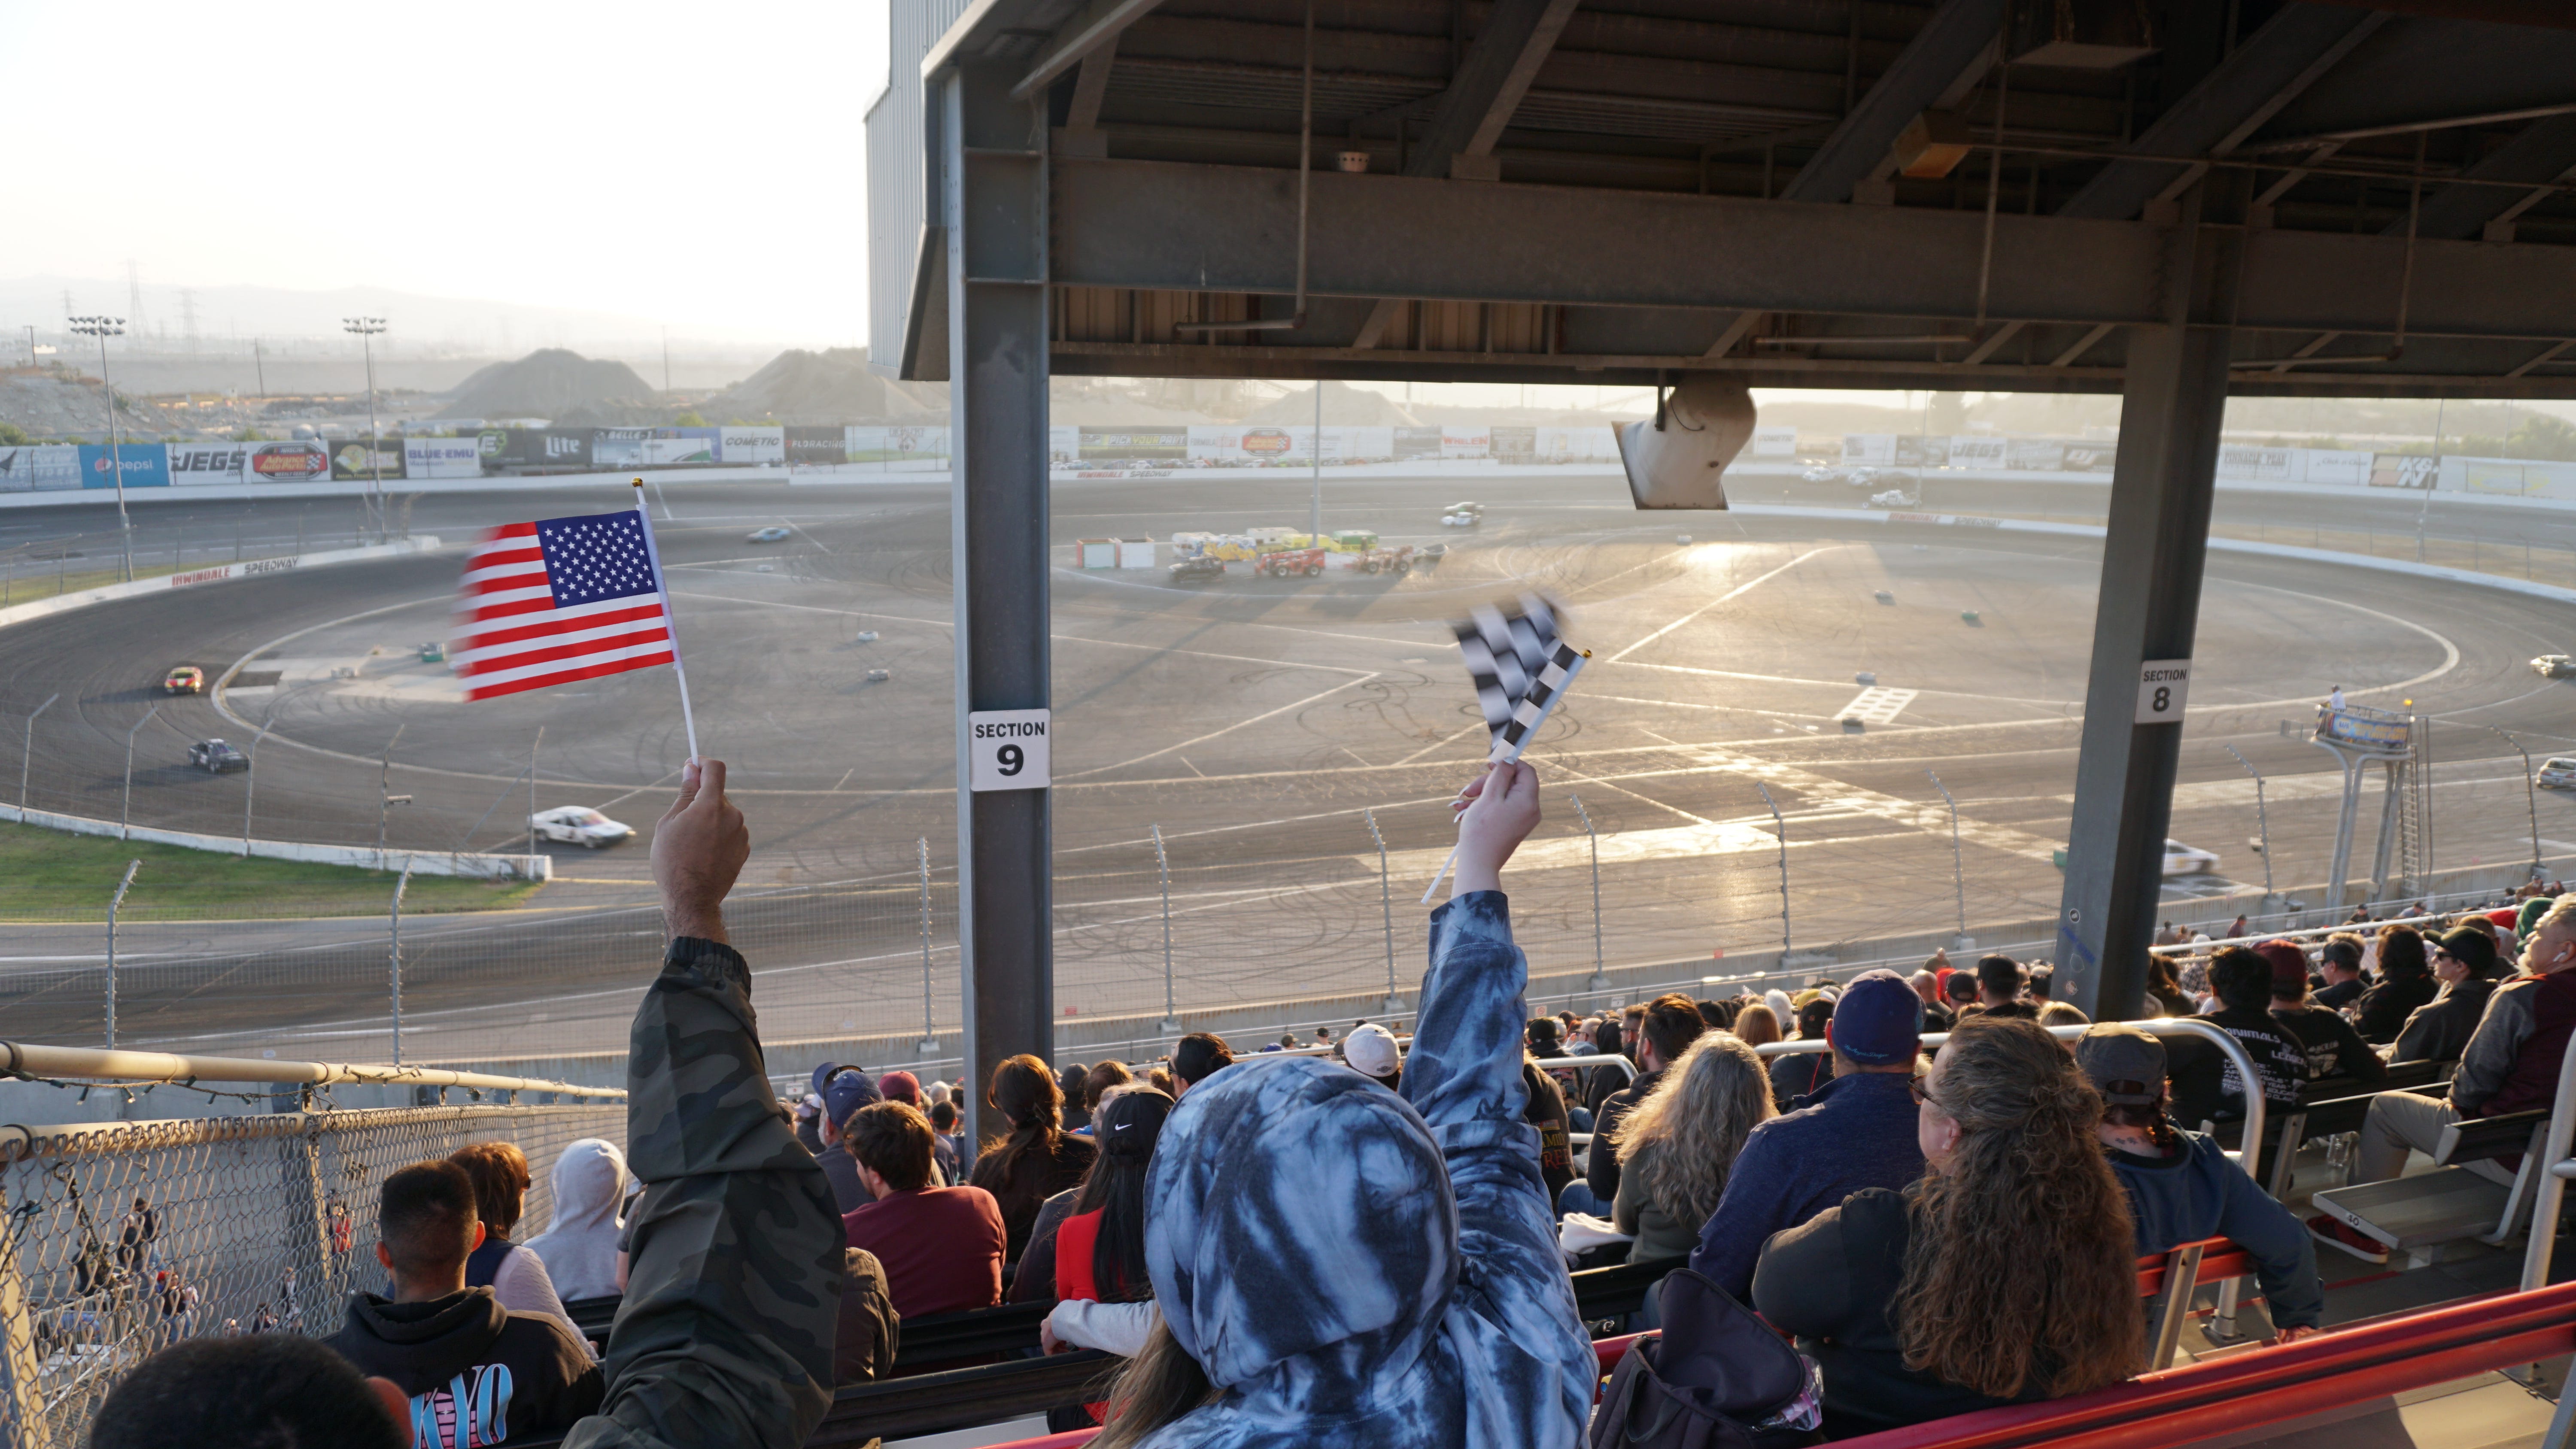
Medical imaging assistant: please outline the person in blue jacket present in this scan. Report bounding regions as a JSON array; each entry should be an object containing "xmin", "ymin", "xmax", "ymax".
[
  {"xmin": 1088, "ymin": 759, "xmax": 1595, "ymax": 1449},
  {"xmin": 2072, "ymin": 1024, "xmax": 2324, "ymax": 1340}
]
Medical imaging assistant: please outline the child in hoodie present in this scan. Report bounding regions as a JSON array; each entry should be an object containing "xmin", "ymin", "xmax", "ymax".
[
  {"xmin": 526, "ymin": 1139, "xmax": 631, "ymax": 1304},
  {"xmin": 325, "ymin": 1159, "xmax": 605, "ymax": 1445}
]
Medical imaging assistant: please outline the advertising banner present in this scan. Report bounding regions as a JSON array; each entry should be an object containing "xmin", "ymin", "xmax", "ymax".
[
  {"xmin": 1893, "ymin": 435, "xmax": 1944, "ymax": 468},
  {"xmin": 2369, "ymin": 453, "xmax": 2436, "ymax": 489},
  {"xmin": 2062, "ymin": 444, "xmax": 2116, "ymax": 473},
  {"xmin": 1394, "ymin": 426, "xmax": 1443, "ymax": 459},
  {"xmin": 166, "ymin": 443, "xmax": 250, "ymax": 485},
  {"xmin": 328, "ymin": 439, "xmax": 405, "ymax": 482},
  {"xmin": 641, "ymin": 436, "xmax": 715, "ymax": 466},
  {"xmin": 1491, "ymin": 426, "xmax": 1535, "ymax": 463},
  {"xmin": 403, "ymin": 437, "xmax": 484, "ymax": 479},
  {"xmin": 1441, "ymin": 426, "xmax": 1489, "ymax": 459},
  {"xmin": 1842, "ymin": 434, "xmax": 1895, "ymax": 465},
  {"xmin": 79, "ymin": 443, "xmax": 171, "ymax": 488},
  {"xmin": 719, "ymin": 425, "xmax": 786, "ymax": 464},
  {"xmin": 786, "ymin": 425, "xmax": 848, "ymax": 464},
  {"xmin": 1533, "ymin": 426, "xmax": 1615, "ymax": 461},
  {"xmin": 0, "ymin": 445, "xmax": 81, "ymax": 492},
  {"xmin": 1946, "ymin": 437, "xmax": 2007, "ymax": 470},
  {"xmin": 1750, "ymin": 425, "xmax": 1797, "ymax": 459},
  {"xmin": 2005, "ymin": 439, "xmax": 2066, "ymax": 471},
  {"xmin": 1047, "ymin": 425, "xmax": 1081, "ymax": 463},
  {"xmin": 1078, "ymin": 427, "xmax": 1188, "ymax": 461},
  {"xmin": 846, "ymin": 425, "xmax": 948, "ymax": 466},
  {"xmin": 159, "ymin": 440, "xmax": 330, "ymax": 485},
  {"xmin": 2464, "ymin": 461, "xmax": 2527, "ymax": 496},
  {"xmin": 593, "ymin": 428, "xmax": 650, "ymax": 468},
  {"xmin": 2216, "ymin": 446, "xmax": 2293, "ymax": 480},
  {"xmin": 2302, "ymin": 450, "xmax": 2371, "ymax": 487},
  {"xmin": 1341, "ymin": 426, "xmax": 1394, "ymax": 461}
]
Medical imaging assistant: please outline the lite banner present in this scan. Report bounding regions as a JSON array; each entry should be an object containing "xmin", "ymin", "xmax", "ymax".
[
  {"xmin": 0, "ymin": 444, "xmax": 81, "ymax": 491},
  {"xmin": 78, "ymin": 444, "xmax": 171, "ymax": 488}
]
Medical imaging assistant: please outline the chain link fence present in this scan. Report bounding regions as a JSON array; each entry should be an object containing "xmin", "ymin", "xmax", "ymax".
[{"xmin": 0, "ymin": 1101, "xmax": 624, "ymax": 1449}]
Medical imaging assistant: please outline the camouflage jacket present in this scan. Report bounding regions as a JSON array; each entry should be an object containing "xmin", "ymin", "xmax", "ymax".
[{"xmin": 564, "ymin": 937, "xmax": 844, "ymax": 1449}]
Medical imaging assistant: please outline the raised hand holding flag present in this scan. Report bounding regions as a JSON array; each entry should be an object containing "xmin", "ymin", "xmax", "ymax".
[{"xmin": 1423, "ymin": 594, "xmax": 1588, "ymax": 901}]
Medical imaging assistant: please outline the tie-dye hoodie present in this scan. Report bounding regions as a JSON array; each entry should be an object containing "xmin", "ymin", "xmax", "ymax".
[{"xmin": 1136, "ymin": 889, "xmax": 1595, "ymax": 1448}]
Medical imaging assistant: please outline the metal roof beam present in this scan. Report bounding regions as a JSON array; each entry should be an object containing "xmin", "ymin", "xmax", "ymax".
[
  {"xmin": 2385, "ymin": 112, "xmax": 2576, "ymax": 239},
  {"xmin": 2058, "ymin": 6, "xmax": 2388, "ymax": 220},
  {"xmin": 1012, "ymin": 0, "xmax": 1163, "ymax": 100},
  {"xmin": 1404, "ymin": 0, "xmax": 1585, "ymax": 178},
  {"xmin": 1778, "ymin": 0, "xmax": 2006, "ymax": 204}
]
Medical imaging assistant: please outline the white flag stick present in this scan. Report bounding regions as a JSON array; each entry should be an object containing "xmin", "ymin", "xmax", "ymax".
[
  {"xmin": 631, "ymin": 478, "xmax": 701, "ymax": 762},
  {"xmin": 1420, "ymin": 650, "xmax": 1589, "ymax": 904}
]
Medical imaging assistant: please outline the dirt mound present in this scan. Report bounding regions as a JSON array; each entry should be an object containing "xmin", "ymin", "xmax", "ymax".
[
  {"xmin": 701, "ymin": 348, "xmax": 941, "ymax": 424},
  {"xmin": 437, "ymin": 349, "xmax": 659, "ymax": 421}
]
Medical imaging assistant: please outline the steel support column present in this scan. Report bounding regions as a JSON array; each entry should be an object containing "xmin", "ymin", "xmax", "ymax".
[
  {"xmin": 2058, "ymin": 173, "xmax": 2245, "ymax": 1023},
  {"xmin": 944, "ymin": 65, "xmax": 1053, "ymax": 1150}
]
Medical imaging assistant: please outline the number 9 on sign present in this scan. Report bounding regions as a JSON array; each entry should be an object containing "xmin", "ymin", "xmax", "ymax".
[{"xmin": 968, "ymin": 708, "xmax": 1051, "ymax": 791}]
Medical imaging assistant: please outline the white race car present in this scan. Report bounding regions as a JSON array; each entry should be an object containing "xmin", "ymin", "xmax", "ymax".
[
  {"xmin": 530, "ymin": 806, "xmax": 634, "ymax": 849},
  {"xmin": 2162, "ymin": 839, "xmax": 2221, "ymax": 876},
  {"xmin": 2540, "ymin": 757, "xmax": 2576, "ymax": 791},
  {"xmin": 2535, "ymin": 654, "xmax": 2574, "ymax": 678},
  {"xmin": 1870, "ymin": 488, "xmax": 1920, "ymax": 508}
]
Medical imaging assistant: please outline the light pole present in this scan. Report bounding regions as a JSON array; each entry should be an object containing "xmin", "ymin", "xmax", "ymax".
[
  {"xmin": 68, "ymin": 316, "xmax": 133, "ymax": 581},
  {"xmin": 2224, "ymin": 744, "xmax": 2276, "ymax": 906},
  {"xmin": 20, "ymin": 692, "xmax": 59, "ymax": 808},
  {"xmin": 106, "ymin": 859, "xmax": 141, "ymax": 1049},
  {"xmin": 343, "ymin": 317, "xmax": 387, "ymax": 543},
  {"xmin": 2487, "ymin": 726, "xmax": 2544, "ymax": 884},
  {"xmin": 1756, "ymin": 783, "xmax": 1792, "ymax": 964},
  {"xmin": 1568, "ymin": 794, "xmax": 1610, "ymax": 990},
  {"xmin": 1925, "ymin": 771, "xmax": 1971, "ymax": 949},
  {"xmin": 1153, "ymin": 824, "xmax": 1181, "ymax": 1032},
  {"xmin": 122, "ymin": 704, "xmax": 162, "ymax": 840}
]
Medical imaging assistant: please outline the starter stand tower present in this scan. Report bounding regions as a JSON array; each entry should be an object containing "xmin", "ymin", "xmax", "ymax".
[{"xmin": 2308, "ymin": 705, "xmax": 2431, "ymax": 910}]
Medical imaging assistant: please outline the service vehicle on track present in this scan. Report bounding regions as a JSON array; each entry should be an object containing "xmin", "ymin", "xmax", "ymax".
[
  {"xmin": 1168, "ymin": 554, "xmax": 1227, "ymax": 582},
  {"xmin": 2162, "ymin": 840, "xmax": 2221, "ymax": 876},
  {"xmin": 1355, "ymin": 546, "xmax": 1416, "ymax": 575},
  {"xmin": 529, "ymin": 806, "xmax": 634, "ymax": 849},
  {"xmin": 2540, "ymin": 757, "xmax": 2576, "ymax": 791},
  {"xmin": 188, "ymin": 739, "xmax": 247, "ymax": 773},
  {"xmin": 1256, "ymin": 548, "xmax": 1327, "ymax": 577},
  {"xmin": 163, "ymin": 665, "xmax": 205, "ymax": 695},
  {"xmin": 2535, "ymin": 654, "xmax": 2574, "ymax": 678},
  {"xmin": 746, "ymin": 526, "xmax": 793, "ymax": 543}
]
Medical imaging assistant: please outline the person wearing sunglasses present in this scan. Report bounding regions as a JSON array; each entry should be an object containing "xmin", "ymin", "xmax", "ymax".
[{"xmin": 2392, "ymin": 927, "xmax": 2506, "ymax": 1066}]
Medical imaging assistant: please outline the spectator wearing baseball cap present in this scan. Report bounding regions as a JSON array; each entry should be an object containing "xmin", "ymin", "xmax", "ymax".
[
  {"xmin": 1686, "ymin": 970, "xmax": 1928, "ymax": 1302},
  {"xmin": 1342, "ymin": 1023, "xmax": 1403, "ymax": 1087},
  {"xmin": 798, "ymin": 1064, "xmax": 880, "ymax": 1214},
  {"xmin": 2392, "ymin": 925, "xmax": 2506, "ymax": 1065},
  {"xmin": 2257, "ymin": 939, "xmax": 2386, "ymax": 1087},
  {"xmin": 2073, "ymin": 1025, "xmax": 2323, "ymax": 1340}
]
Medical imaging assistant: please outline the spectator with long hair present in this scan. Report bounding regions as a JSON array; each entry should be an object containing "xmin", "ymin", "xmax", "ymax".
[
  {"xmin": 1581, "ymin": 1016, "xmax": 1628, "ymax": 1120},
  {"xmin": 1610, "ymin": 1033, "xmax": 1774, "ymax": 1264},
  {"xmin": 970, "ymin": 1054, "xmax": 1100, "ymax": 1263},
  {"xmin": 2354, "ymin": 924, "xmax": 2438, "ymax": 1043},
  {"xmin": 1569, "ymin": 994, "xmax": 1706, "ymax": 1217},
  {"xmin": 1732, "ymin": 1000, "xmax": 1782, "ymax": 1048},
  {"xmin": 1749, "ymin": 1016, "xmax": 2142, "ymax": 1436},
  {"xmin": 1041, "ymin": 1085, "xmax": 1179, "ymax": 1425},
  {"xmin": 447, "ymin": 1142, "xmax": 580, "ymax": 1344},
  {"xmin": 2073, "ymin": 1025, "xmax": 2322, "ymax": 1339},
  {"xmin": 1085, "ymin": 761, "xmax": 1593, "ymax": 1449}
]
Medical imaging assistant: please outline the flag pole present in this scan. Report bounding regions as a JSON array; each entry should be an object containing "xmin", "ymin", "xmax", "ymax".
[
  {"xmin": 631, "ymin": 478, "xmax": 701, "ymax": 761},
  {"xmin": 1420, "ymin": 650, "xmax": 1588, "ymax": 904}
]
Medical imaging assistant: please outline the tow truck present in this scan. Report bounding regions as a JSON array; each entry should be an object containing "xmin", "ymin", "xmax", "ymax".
[{"xmin": 1256, "ymin": 547, "xmax": 1327, "ymax": 578}]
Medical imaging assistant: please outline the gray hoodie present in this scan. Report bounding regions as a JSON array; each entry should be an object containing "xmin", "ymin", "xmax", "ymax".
[{"xmin": 527, "ymin": 1138, "xmax": 630, "ymax": 1303}]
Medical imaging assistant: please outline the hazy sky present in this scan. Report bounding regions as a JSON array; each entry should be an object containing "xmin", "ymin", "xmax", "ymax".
[{"xmin": 1, "ymin": 1, "xmax": 888, "ymax": 343}]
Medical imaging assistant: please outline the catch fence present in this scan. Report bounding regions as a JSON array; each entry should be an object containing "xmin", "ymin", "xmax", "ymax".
[{"xmin": 0, "ymin": 1097, "xmax": 624, "ymax": 1449}]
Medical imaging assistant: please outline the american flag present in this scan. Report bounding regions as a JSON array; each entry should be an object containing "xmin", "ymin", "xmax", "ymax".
[
  {"xmin": 452, "ymin": 509, "xmax": 676, "ymax": 701},
  {"xmin": 1453, "ymin": 594, "xmax": 1585, "ymax": 761}
]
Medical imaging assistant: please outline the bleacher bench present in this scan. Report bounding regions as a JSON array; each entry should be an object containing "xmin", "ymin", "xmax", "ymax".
[{"xmin": 2311, "ymin": 1103, "xmax": 2555, "ymax": 1266}]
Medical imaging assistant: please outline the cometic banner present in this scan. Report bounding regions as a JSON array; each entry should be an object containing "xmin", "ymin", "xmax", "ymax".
[
  {"xmin": 1750, "ymin": 425, "xmax": 1797, "ymax": 458},
  {"xmin": 719, "ymin": 425, "xmax": 785, "ymax": 464},
  {"xmin": 329, "ymin": 439, "xmax": 406, "ymax": 482},
  {"xmin": 78, "ymin": 444, "xmax": 171, "ymax": 488},
  {"xmin": 0, "ymin": 445, "xmax": 81, "ymax": 491}
]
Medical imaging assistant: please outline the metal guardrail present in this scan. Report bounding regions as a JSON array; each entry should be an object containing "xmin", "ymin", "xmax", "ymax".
[{"xmin": 0, "ymin": 1041, "xmax": 624, "ymax": 1100}]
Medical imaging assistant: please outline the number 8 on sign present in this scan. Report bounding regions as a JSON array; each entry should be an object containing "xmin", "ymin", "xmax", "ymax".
[
  {"xmin": 2136, "ymin": 660, "xmax": 2190, "ymax": 725},
  {"xmin": 968, "ymin": 709, "xmax": 1051, "ymax": 791}
]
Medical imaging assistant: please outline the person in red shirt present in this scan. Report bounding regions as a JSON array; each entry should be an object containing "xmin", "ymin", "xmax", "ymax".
[
  {"xmin": 841, "ymin": 1100, "xmax": 1005, "ymax": 1319},
  {"xmin": 1042, "ymin": 1085, "xmax": 1176, "ymax": 1424}
]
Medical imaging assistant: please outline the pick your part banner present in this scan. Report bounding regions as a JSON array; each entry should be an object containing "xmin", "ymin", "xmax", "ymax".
[
  {"xmin": 330, "ymin": 440, "xmax": 408, "ymax": 481},
  {"xmin": 78, "ymin": 444, "xmax": 171, "ymax": 488}
]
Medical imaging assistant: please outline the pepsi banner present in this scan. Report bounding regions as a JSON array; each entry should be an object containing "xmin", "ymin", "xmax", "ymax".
[{"xmin": 78, "ymin": 444, "xmax": 170, "ymax": 489}]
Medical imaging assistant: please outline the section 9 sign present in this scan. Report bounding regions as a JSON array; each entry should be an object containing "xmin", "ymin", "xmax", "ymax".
[{"xmin": 968, "ymin": 709, "xmax": 1051, "ymax": 791}]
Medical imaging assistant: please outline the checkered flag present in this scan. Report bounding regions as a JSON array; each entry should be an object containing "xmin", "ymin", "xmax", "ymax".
[{"xmin": 1454, "ymin": 595, "xmax": 1586, "ymax": 762}]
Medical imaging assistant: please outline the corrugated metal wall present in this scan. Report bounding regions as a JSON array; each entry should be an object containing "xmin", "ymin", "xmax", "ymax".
[{"xmin": 866, "ymin": 0, "xmax": 973, "ymax": 376}]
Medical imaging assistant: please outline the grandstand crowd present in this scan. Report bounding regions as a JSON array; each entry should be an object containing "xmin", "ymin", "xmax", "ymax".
[{"xmin": 88, "ymin": 758, "xmax": 2576, "ymax": 1449}]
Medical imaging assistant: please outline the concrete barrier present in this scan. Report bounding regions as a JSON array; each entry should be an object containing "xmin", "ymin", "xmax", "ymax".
[
  {"xmin": 0, "ymin": 536, "xmax": 443, "ymax": 632},
  {"xmin": 0, "ymin": 800, "xmax": 547, "ymax": 879}
]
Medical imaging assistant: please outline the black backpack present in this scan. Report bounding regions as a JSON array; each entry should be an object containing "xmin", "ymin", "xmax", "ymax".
[{"xmin": 1591, "ymin": 1269, "xmax": 1819, "ymax": 1449}]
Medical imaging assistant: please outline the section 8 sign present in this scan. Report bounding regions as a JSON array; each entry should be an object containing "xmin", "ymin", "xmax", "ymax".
[
  {"xmin": 967, "ymin": 709, "xmax": 1051, "ymax": 791},
  {"xmin": 2136, "ymin": 659, "xmax": 2191, "ymax": 724}
]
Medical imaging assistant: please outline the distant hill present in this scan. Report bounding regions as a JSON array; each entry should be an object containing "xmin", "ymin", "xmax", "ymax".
[
  {"xmin": 699, "ymin": 348, "xmax": 941, "ymax": 424},
  {"xmin": 437, "ymin": 349, "xmax": 660, "ymax": 421}
]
